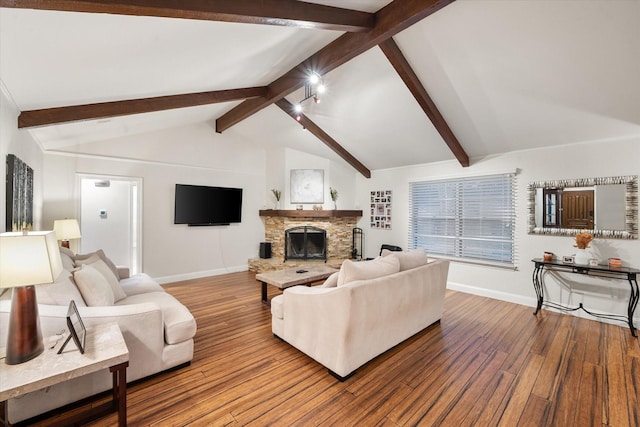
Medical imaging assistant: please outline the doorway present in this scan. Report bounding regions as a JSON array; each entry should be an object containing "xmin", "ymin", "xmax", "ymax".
[{"xmin": 78, "ymin": 174, "xmax": 143, "ymax": 274}]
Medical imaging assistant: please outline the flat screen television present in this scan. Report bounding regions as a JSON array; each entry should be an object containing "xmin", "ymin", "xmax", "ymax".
[{"xmin": 174, "ymin": 184, "xmax": 243, "ymax": 226}]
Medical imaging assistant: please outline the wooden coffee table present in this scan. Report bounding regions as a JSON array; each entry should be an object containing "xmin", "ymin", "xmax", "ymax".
[{"xmin": 256, "ymin": 265, "xmax": 338, "ymax": 304}]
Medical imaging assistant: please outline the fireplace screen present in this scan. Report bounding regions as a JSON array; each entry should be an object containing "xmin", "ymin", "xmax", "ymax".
[{"xmin": 285, "ymin": 226, "xmax": 327, "ymax": 262}]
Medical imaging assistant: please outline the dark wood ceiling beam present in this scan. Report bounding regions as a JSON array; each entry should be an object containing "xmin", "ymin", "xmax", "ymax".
[
  {"xmin": 379, "ymin": 38, "xmax": 469, "ymax": 167},
  {"xmin": 275, "ymin": 99, "xmax": 371, "ymax": 178},
  {"xmin": 216, "ymin": 0, "xmax": 454, "ymax": 133},
  {"xmin": 17, "ymin": 87, "xmax": 267, "ymax": 128},
  {"xmin": 0, "ymin": 0, "xmax": 375, "ymax": 32}
]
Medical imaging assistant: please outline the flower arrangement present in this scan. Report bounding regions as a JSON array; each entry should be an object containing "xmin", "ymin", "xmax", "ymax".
[
  {"xmin": 329, "ymin": 187, "xmax": 338, "ymax": 202},
  {"xmin": 575, "ymin": 232, "xmax": 593, "ymax": 249}
]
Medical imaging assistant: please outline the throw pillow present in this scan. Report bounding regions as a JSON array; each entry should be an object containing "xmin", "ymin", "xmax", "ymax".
[
  {"xmin": 74, "ymin": 249, "xmax": 120, "ymax": 280},
  {"xmin": 337, "ymin": 256, "xmax": 400, "ymax": 287},
  {"xmin": 321, "ymin": 272, "xmax": 339, "ymax": 288},
  {"xmin": 36, "ymin": 272, "xmax": 87, "ymax": 307},
  {"xmin": 73, "ymin": 264, "xmax": 115, "ymax": 306},
  {"xmin": 75, "ymin": 256, "xmax": 127, "ymax": 302},
  {"xmin": 59, "ymin": 247, "xmax": 76, "ymax": 271},
  {"xmin": 383, "ymin": 248, "xmax": 429, "ymax": 271}
]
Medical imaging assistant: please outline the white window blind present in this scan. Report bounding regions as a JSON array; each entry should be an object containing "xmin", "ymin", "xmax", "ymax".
[{"xmin": 408, "ymin": 173, "xmax": 516, "ymax": 267}]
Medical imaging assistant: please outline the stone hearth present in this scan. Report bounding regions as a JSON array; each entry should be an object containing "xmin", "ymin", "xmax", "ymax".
[{"xmin": 249, "ymin": 210, "xmax": 362, "ymax": 273}]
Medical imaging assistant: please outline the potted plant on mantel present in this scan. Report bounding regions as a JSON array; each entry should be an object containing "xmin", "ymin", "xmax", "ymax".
[
  {"xmin": 330, "ymin": 187, "xmax": 338, "ymax": 210},
  {"xmin": 271, "ymin": 189, "xmax": 281, "ymax": 210}
]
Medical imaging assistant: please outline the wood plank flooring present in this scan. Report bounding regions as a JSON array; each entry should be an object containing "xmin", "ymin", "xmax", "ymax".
[{"xmin": 33, "ymin": 271, "xmax": 639, "ymax": 426}]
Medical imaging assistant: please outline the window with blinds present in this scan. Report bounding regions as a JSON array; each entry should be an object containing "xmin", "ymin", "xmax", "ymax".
[{"xmin": 408, "ymin": 173, "xmax": 516, "ymax": 267}]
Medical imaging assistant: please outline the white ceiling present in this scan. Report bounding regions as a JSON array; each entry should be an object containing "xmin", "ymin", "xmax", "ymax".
[{"xmin": 1, "ymin": 0, "xmax": 639, "ymax": 172}]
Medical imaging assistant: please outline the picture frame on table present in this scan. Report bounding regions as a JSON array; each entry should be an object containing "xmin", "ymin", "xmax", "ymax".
[{"xmin": 58, "ymin": 300, "xmax": 86, "ymax": 354}]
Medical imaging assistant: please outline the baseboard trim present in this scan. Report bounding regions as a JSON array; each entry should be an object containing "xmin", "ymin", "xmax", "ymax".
[
  {"xmin": 155, "ymin": 264, "xmax": 248, "ymax": 285},
  {"xmin": 447, "ymin": 281, "xmax": 640, "ymax": 327},
  {"xmin": 446, "ymin": 281, "xmax": 537, "ymax": 308}
]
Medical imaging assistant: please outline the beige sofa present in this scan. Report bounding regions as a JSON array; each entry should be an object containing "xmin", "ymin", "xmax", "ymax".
[
  {"xmin": 0, "ymin": 247, "xmax": 197, "ymax": 424},
  {"xmin": 271, "ymin": 249, "xmax": 449, "ymax": 380}
]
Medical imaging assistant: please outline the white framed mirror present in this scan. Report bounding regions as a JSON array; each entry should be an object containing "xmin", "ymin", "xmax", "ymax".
[{"xmin": 527, "ymin": 175, "xmax": 638, "ymax": 239}]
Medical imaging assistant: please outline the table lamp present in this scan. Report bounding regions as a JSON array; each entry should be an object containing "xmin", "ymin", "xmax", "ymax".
[
  {"xmin": 53, "ymin": 219, "xmax": 82, "ymax": 248},
  {"xmin": 0, "ymin": 231, "xmax": 63, "ymax": 364}
]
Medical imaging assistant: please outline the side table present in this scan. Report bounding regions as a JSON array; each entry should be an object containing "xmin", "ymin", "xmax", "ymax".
[{"xmin": 0, "ymin": 322, "xmax": 129, "ymax": 426}]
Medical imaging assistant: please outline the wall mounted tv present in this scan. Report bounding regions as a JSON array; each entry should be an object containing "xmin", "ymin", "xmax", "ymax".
[{"xmin": 174, "ymin": 184, "xmax": 243, "ymax": 226}]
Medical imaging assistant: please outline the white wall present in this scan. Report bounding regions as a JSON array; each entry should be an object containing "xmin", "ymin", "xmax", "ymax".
[
  {"xmin": 356, "ymin": 136, "xmax": 640, "ymax": 324},
  {"xmin": 265, "ymin": 146, "xmax": 286, "ymax": 209},
  {"xmin": 42, "ymin": 123, "xmax": 267, "ymax": 282},
  {"xmin": 0, "ymin": 85, "xmax": 44, "ymax": 232}
]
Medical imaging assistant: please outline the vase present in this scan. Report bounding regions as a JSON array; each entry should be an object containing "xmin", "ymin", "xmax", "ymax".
[
  {"xmin": 574, "ymin": 248, "xmax": 590, "ymax": 265},
  {"xmin": 333, "ymin": 201, "xmax": 337, "ymax": 210}
]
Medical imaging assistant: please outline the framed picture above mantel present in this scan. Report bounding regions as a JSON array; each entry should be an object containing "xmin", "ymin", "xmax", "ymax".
[{"xmin": 290, "ymin": 169, "xmax": 324, "ymax": 204}]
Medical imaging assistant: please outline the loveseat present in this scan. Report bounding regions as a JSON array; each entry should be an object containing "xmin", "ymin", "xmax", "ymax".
[
  {"xmin": 271, "ymin": 249, "xmax": 449, "ymax": 380},
  {"xmin": 0, "ymin": 247, "xmax": 197, "ymax": 424}
]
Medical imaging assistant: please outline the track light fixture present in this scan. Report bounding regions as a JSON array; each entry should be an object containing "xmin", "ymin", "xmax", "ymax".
[{"xmin": 294, "ymin": 72, "xmax": 326, "ymax": 117}]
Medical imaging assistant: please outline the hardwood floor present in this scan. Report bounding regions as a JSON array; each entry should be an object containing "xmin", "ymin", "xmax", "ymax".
[{"xmin": 35, "ymin": 271, "xmax": 639, "ymax": 426}]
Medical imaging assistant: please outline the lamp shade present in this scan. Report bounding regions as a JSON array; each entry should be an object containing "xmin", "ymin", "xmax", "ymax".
[
  {"xmin": 0, "ymin": 231, "xmax": 63, "ymax": 288},
  {"xmin": 1, "ymin": 231, "xmax": 63, "ymax": 364},
  {"xmin": 53, "ymin": 219, "xmax": 82, "ymax": 241}
]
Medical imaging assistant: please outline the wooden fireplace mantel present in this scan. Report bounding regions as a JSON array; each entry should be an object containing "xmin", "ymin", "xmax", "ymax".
[{"xmin": 259, "ymin": 209, "xmax": 362, "ymax": 218}]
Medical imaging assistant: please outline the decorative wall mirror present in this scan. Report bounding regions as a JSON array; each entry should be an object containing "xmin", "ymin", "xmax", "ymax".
[{"xmin": 527, "ymin": 175, "xmax": 638, "ymax": 239}]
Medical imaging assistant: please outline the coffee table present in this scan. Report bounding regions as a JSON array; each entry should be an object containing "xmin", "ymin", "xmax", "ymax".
[{"xmin": 256, "ymin": 265, "xmax": 338, "ymax": 304}]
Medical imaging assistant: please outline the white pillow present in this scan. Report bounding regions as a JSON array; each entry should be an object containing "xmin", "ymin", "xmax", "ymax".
[
  {"xmin": 59, "ymin": 247, "xmax": 76, "ymax": 271},
  {"xmin": 73, "ymin": 264, "xmax": 115, "ymax": 306},
  {"xmin": 337, "ymin": 256, "xmax": 400, "ymax": 286},
  {"xmin": 75, "ymin": 256, "xmax": 127, "ymax": 302},
  {"xmin": 74, "ymin": 249, "xmax": 120, "ymax": 280},
  {"xmin": 383, "ymin": 248, "xmax": 429, "ymax": 271},
  {"xmin": 36, "ymin": 272, "xmax": 87, "ymax": 306},
  {"xmin": 321, "ymin": 272, "xmax": 339, "ymax": 288}
]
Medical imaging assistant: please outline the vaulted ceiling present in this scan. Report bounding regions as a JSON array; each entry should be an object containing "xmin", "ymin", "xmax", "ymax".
[{"xmin": 1, "ymin": 1, "xmax": 638, "ymax": 175}]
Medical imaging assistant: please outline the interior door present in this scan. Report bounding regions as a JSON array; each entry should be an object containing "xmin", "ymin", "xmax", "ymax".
[
  {"xmin": 79, "ymin": 175, "xmax": 142, "ymax": 274},
  {"xmin": 561, "ymin": 190, "xmax": 594, "ymax": 229}
]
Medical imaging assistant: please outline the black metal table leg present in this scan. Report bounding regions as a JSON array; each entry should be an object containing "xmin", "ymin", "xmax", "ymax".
[
  {"xmin": 627, "ymin": 274, "xmax": 638, "ymax": 337},
  {"xmin": 532, "ymin": 262, "xmax": 544, "ymax": 315}
]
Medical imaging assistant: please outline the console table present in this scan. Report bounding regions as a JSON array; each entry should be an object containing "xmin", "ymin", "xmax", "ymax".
[
  {"xmin": 531, "ymin": 258, "xmax": 639, "ymax": 337},
  {"xmin": 0, "ymin": 322, "xmax": 129, "ymax": 426}
]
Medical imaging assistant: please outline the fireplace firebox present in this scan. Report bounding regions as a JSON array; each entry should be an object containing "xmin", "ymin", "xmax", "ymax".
[{"xmin": 285, "ymin": 226, "xmax": 326, "ymax": 262}]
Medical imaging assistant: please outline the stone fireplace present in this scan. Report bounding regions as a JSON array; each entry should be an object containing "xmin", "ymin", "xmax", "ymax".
[{"xmin": 249, "ymin": 209, "xmax": 362, "ymax": 272}]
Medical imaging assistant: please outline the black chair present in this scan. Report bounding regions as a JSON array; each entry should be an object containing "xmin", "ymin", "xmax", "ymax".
[{"xmin": 379, "ymin": 244, "xmax": 402, "ymax": 256}]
